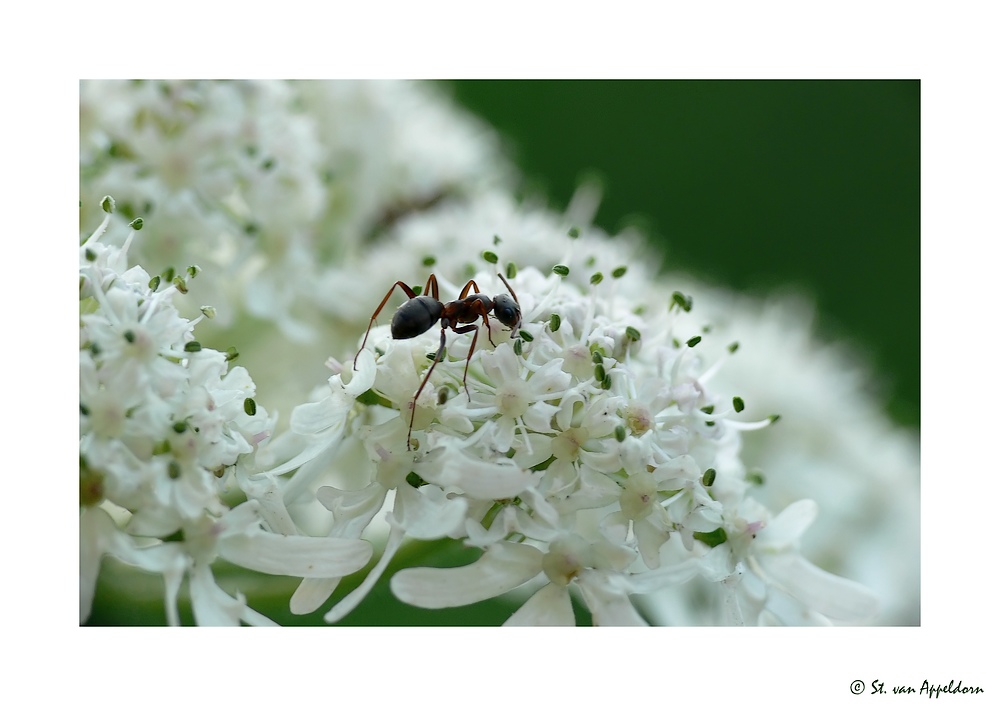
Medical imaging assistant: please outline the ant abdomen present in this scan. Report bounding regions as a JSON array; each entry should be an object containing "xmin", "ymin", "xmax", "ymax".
[{"xmin": 391, "ymin": 296, "xmax": 443, "ymax": 339}]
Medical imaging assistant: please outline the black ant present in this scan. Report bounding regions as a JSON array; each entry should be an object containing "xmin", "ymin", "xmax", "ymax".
[{"xmin": 354, "ymin": 273, "xmax": 522, "ymax": 449}]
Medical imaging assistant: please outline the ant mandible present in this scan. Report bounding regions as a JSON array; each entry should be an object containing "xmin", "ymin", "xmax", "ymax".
[{"xmin": 353, "ymin": 273, "xmax": 522, "ymax": 449}]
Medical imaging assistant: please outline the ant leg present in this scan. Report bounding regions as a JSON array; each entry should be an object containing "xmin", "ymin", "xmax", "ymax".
[
  {"xmin": 458, "ymin": 279, "xmax": 481, "ymax": 298},
  {"xmin": 424, "ymin": 273, "xmax": 439, "ymax": 301},
  {"xmin": 465, "ymin": 298, "xmax": 498, "ymax": 347},
  {"xmin": 354, "ymin": 281, "xmax": 418, "ymax": 370},
  {"xmin": 450, "ymin": 323, "xmax": 480, "ymax": 401},
  {"xmin": 404, "ymin": 321, "xmax": 480, "ymax": 448},
  {"xmin": 458, "ymin": 279, "xmax": 498, "ymax": 346},
  {"xmin": 407, "ymin": 326, "xmax": 448, "ymax": 450}
]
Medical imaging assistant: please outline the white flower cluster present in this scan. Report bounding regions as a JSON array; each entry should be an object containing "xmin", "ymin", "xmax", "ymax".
[
  {"xmin": 645, "ymin": 285, "xmax": 921, "ymax": 625},
  {"xmin": 80, "ymin": 80, "xmax": 508, "ymax": 339},
  {"xmin": 80, "ymin": 80, "xmax": 511, "ymax": 422},
  {"xmin": 79, "ymin": 199, "xmax": 373, "ymax": 625},
  {"xmin": 78, "ymin": 81, "xmax": 910, "ymax": 626},
  {"xmin": 260, "ymin": 251, "xmax": 878, "ymax": 625},
  {"xmin": 314, "ymin": 192, "xmax": 916, "ymax": 624}
]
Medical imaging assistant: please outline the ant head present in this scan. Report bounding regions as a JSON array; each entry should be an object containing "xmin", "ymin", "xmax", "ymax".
[{"xmin": 492, "ymin": 292, "xmax": 521, "ymax": 332}]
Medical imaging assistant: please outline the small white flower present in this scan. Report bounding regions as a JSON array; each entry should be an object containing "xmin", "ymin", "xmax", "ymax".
[
  {"xmin": 728, "ymin": 499, "xmax": 880, "ymax": 625},
  {"xmin": 391, "ymin": 528, "xmax": 695, "ymax": 626},
  {"xmin": 447, "ymin": 344, "xmax": 572, "ymax": 454}
]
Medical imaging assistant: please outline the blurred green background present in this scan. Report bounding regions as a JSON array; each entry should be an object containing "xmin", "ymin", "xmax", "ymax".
[{"xmin": 447, "ymin": 80, "xmax": 919, "ymax": 428}]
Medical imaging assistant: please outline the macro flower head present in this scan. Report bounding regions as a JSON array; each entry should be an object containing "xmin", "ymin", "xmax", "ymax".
[
  {"xmin": 78, "ymin": 80, "xmax": 907, "ymax": 628},
  {"xmin": 259, "ymin": 235, "xmax": 878, "ymax": 625}
]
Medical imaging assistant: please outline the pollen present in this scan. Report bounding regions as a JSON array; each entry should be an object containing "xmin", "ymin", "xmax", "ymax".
[{"xmin": 624, "ymin": 401, "xmax": 653, "ymax": 436}]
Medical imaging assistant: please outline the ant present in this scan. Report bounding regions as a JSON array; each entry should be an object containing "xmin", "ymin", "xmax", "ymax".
[{"xmin": 354, "ymin": 273, "xmax": 522, "ymax": 449}]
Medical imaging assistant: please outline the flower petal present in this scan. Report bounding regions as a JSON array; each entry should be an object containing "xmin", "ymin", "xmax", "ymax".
[
  {"xmin": 634, "ymin": 518, "xmax": 670, "ymax": 569},
  {"xmin": 80, "ymin": 507, "xmax": 118, "ymax": 623},
  {"xmin": 189, "ymin": 564, "xmax": 278, "ymax": 627},
  {"xmin": 392, "ymin": 484, "xmax": 469, "ymax": 539},
  {"xmin": 290, "ymin": 577, "xmax": 342, "ymax": 616},
  {"xmin": 480, "ymin": 344, "xmax": 520, "ymax": 383},
  {"xmin": 289, "ymin": 390, "xmax": 352, "ymax": 435},
  {"xmin": 344, "ymin": 349, "xmax": 377, "ymax": 396},
  {"xmin": 316, "ymin": 482, "xmax": 389, "ymax": 538},
  {"xmin": 577, "ymin": 571, "xmax": 648, "ymax": 626},
  {"xmin": 237, "ymin": 470, "xmax": 300, "ymax": 535},
  {"xmin": 325, "ymin": 527, "xmax": 407, "ymax": 623},
  {"xmin": 391, "ymin": 542, "xmax": 543, "ymax": 608},
  {"xmin": 416, "ymin": 446, "xmax": 537, "ymax": 500},
  {"xmin": 220, "ymin": 531, "xmax": 373, "ymax": 578},
  {"xmin": 757, "ymin": 552, "xmax": 879, "ymax": 622},
  {"xmin": 756, "ymin": 499, "xmax": 818, "ymax": 550},
  {"xmin": 620, "ymin": 558, "xmax": 701, "ymax": 593},
  {"xmin": 503, "ymin": 583, "xmax": 574, "ymax": 626}
]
